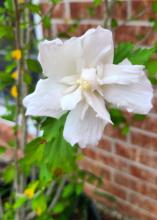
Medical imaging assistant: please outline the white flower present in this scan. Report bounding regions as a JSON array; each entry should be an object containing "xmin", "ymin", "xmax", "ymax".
[{"xmin": 23, "ymin": 26, "xmax": 153, "ymax": 148}]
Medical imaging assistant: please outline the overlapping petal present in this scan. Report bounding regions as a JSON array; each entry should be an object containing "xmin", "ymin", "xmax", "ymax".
[
  {"xmin": 23, "ymin": 78, "xmax": 65, "ymax": 118},
  {"xmin": 38, "ymin": 38, "xmax": 82, "ymax": 79},
  {"xmin": 103, "ymin": 75, "xmax": 153, "ymax": 114},
  {"xmin": 63, "ymin": 102, "xmax": 107, "ymax": 147},
  {"xmin": 80, "ymin": 26, "xmax": 114, "ymax": 67},
  {"xmin": 99, "ymin": 61, "xmax": 145, "ymax": 85},
  {"xmin": 84, "ymin": 91, "xmax": 112, "ymax": 123}
]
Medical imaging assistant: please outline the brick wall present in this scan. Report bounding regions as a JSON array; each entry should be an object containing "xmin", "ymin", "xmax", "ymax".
[{"xmin": 40, "ymin": 1, "xmax": 157, "ymax": 219}]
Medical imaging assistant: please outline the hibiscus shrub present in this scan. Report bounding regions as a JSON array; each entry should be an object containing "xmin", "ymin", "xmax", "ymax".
[{"xmin": 0, "ymin": 0, "xmax": 156, "ymax": 220}]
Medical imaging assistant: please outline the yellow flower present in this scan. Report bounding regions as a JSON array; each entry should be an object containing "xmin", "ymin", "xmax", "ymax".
[
  {"xmin": 35, "ymin": 207, "xmax": 43, "ymax": 216},
  {"xmin": 11, "ymin": 49, "xmax": 22, "ymax": 60},
  {"xmin": 11, "ymin": 86, "xmax": 18, "ymax": 98},
  {"xmin": 18, "ymin": 0, "xmax": 25, "ymax": 3},
  {"xmin": 11, "ymin": 71, "xmax": 18, "ymax": 80},
  {"xmin": 24, "ymin": 188, "xmax": 34, "ymax": 199}
]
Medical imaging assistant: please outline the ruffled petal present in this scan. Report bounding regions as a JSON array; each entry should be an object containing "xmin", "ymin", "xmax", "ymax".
[
  {"xmin": 103, "ymin": 75, "xmax": 153, "ymax": 114},
  {"xmin": 38, "ymin": 38, "xmax": 82, "ymax": 79},
  {"xmin": 84, "ymin": 92, "xmax": 112, "ymax": 123},
  {"xmin": 63, "ymin": 102, "xmax": 107, "ymax": 147},
  {"xmin": 99, "ymin": 59, "xmax": 145, "ymax": 85},
  {"xmin": 23, "ymin": 78, "xmax": 65, "ymax": 118},
  {"xmin": 81, "ymin": 26, "xmax": 114, "ymax": 67},
  {"xmin": 61, "ymin": 88, "xmax": 82, "ymax": 111}
]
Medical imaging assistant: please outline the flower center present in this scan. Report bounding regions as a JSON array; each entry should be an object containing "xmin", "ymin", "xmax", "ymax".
[{"xmin": 76, "ymin": 79, "xmax": 91, "ymax": 91}]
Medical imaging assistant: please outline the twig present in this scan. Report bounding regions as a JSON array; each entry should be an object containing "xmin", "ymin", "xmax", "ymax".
[
  {"xmin": 48, "ymin": 176, "xmax": 67, "ymax": 212},
  {"xmin": 0, "ymin": 197, "xmax": 3, "ymax": 219}
]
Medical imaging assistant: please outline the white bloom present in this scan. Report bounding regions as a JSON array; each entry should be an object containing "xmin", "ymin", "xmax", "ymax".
[{"xmin": 23, "ymin": 26, "xmax": 153, "ymax": 148}]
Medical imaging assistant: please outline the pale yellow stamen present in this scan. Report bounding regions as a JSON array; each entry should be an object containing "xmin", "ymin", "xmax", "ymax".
[{"xmin": 76, "ymin": 79, "xmax": 91, "ymax": 91}]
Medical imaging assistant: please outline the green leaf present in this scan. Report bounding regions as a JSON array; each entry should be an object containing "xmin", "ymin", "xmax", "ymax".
[
  {"xmin": 121, "ymin": 124, "xmax": 129, "ymax": 136},
  {"xmin": 32, "ymin": 194, "xmax": 47, "ymax": 214},
  {"xmin": 0, "ymin": 146, "xmax": 6, "ymax": 154},
  {"xmin": 111, "ymin": 18, "xmax": 118, "ymax": 28},
  {"xmin": 114, "ymin": 42, "xmax": 133, "ymax": 64},
  {"xmin": 39, "ymin": 164, "xmax": 52, "ymax": 185},
  {"xmin": 62, "ymin": 184, "xmax": 74, "ymax": 198},
  {"xmin": 43, "ymin": 16, "xmax": 51, "ymax": 29},
  {"xmin": 128, "ymin": 48, "xmax": 155, "ymax": 65},
  {"xmin": 3, "ymin": 165, "xmax": 16, "ymax": 183},
  {"xmin": 93, "ymin": 0, "xmax": 102, "ymax": 6},
  {"xmin": 133, "ymin": 114, "xmax": 146, "ymax": 121},
  {"xmin": 50, "ymin": 0, "xmax": 62, "ymax": 4},
  {"xmin": 26, "ymin": 3, "xmax": 41, "ymax": 14},
  {"xmin": 53, "ymin": 203, "xmax": 64, "ymax": 214},
  {"xmin": 75, "ymin": 183, "xmax": 83, "ymax": 195},
  {"xmin": 27, "ymin": 59, "xmax": 42, "ymax": 73},
  {"xmin": 109, "ymin": 108, "xmax": 126, "ymax": 125},
  {"xmin": 42, "ymin": 115, "xmax": 66, "ymax": 141},
  {"xmin": 21, "ymin": 137, "xmax": 45, "ymax": 170},
  {"xmin": 152, "ymin": 2, "xmax": 157, "ymax": 13},
  {"xmin": 13, "ymin": 196, "xmax": 27, "ymax": 209}
]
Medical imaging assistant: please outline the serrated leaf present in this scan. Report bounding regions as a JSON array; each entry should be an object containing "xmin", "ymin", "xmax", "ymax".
[
  {"xmin": 128, "ymin": 48, "xmax": 155, "ymax": 65},
  {"xmin": 114, "ymin": 42, "xmax": 133, "ymax": 64}
]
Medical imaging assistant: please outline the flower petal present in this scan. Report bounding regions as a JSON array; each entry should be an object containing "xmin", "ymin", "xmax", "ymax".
[
  {"xmin": 61, "ymin": 88, "xmax": 82, "ymax": 111},
  {"xmin": 38, "ymin": 38, "xmax": 82, "ymax": 79},
  {"xmin": 84, "ymin": 92, "xmax": 112, "ymax": 123},
  {"xmin": 99, "ymin": 61, "xmax": 145, "ymax": 85},
  {"xmin": 63, "ymin": 102, "xmax": 107, "ymax": 147},
  {"xmin": 81, "ymin": 26, "xmax": 114, "ymax": 67},
  {"xmin": 103, "ymin": 75, "xmax": 153, "ymax": 114},
  {"xmin": 23, "ymin": 78, "xmax": 65, "ymax": 118}
]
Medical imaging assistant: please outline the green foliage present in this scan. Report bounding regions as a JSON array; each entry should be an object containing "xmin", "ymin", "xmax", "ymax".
[
  {"xmin": 27, "ymin": 59, "xmax": 42, "ymax": 73},
  {"xmin": 93, "ymin": 0, "xmax": 102, "ymax": 6},
  {"xmin": 0, "ymin": 146, "xmax": 6, "ymax": 154},
  {"xmin": 152, "ymin": 1, "xmax": 157, "ymax": 13}
]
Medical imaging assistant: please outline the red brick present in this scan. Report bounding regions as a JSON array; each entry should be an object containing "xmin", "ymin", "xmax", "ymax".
[
  {"xmin": 78, "ymin": 158, "xmax": 111, "ymax": 181},
  {"xmin": 131, "ymin": 0, "xmax": 157, "ymax": 20},
  {"xmin": 151, "ymin": 96, "xmax": 157, "ymax": 113},
  {"xmin": 130, "ymin": 165, "xmax": 157, "ymax": 185},
  {"xmin": 101, "ymin": 180, "xmax": 127, "ymax": 200},
  {"xmin": 129, "ymin": 193, "xmax": 157, "ymax": 215},
  {"xmin": 131, "ymin": 131, "xmax": 157, "ymax": 151},
  {"xmin": 56, "ymin": 24, "xmax": 97, "ymax": 37},
  {"xmin": 131, "ymin": 116, "xmax": 157, "ymax": 134},
  {"xmin": 84, "ymin": 183, "xmax": 116, "ymax": 209},
  {"xmin": 114, "ymin": 172, "xmax": 157, "ymax": 201},
  {"xmin": 115, "ymin": 143, "xmax": 157, "ymax": 169},
  {"xmin": 116, "ymin": 199, "xmax": 157, "ymax": 220},
  {"xmin": 105, "ymin": 124, "xmax": 127, "ymax": 141},
  {"xmin": 41, "ymin": 3, "xmax": 65, "ymax": 18},
  {"xmin": 97, "ymin": 138, "xmax": 112, "ymax": 152},
  {"xmin": 115, "ymin": 25, "xmax": 157, "ymax": 46},
  {"xmin": 98, "ymin": 152, "xmax": 130, "ymax": 173},
  {"xmin": 112, "ymin": 1, "xmax": 127, "ymax": 20},
  {"xmin": 70, "ymin": 2, "xmax": 105, "ymax": 19}
]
